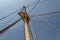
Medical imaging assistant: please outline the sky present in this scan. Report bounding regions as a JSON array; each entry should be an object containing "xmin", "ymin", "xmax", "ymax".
[{"xmin": 0, "ymin": 0, "xmax": 60, "ymax": 40}]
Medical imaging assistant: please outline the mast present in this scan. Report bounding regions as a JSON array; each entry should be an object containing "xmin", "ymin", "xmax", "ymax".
[{"xmin": 18, "ymin": 6, "xmax": 31, "ymax": 40}]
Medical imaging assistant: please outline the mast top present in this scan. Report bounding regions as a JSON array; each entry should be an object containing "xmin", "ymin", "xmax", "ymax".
[{"xmin": 18, "ymin": 6, "xmax": 30, "ymax": 23}]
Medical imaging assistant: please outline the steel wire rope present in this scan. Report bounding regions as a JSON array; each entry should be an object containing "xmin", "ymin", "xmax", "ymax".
[
  {"xmin": 0, "ymin": 18, "xmax": 21, "ymax": 34},
  {"xmin": 28, "ymin": 23, "xmax": 35, "ymax": 40},
  {"xmin": 28, "ymin": 0, "xmax": 40, "ymax": 13},
  {"xmin": 0, "ymin": 14, "xmax": 17, "ymax": 24},
  {"xmin": 0, "ymin": 14, "xmax": 18, "ymax": 30},
  {"xmin": 0, "ymin": 8, "xmax": 22, "ymax": 20},
  {"xmin": 30, "ymin": 11, "xmax": 60, "ymax": 18},
  {"xmin": 39, "ymin": 17, "xmax": 60, "ymax": 31},
  {"xmin": 30, "ymin": 19, "xmax": 60, "ymax": 23}
]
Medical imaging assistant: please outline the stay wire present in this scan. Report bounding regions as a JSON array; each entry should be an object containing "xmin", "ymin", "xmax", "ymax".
[
  {"xmin": 0, "ymin": 14, "xmax": 17, "ymax": 25},
  {"xmin": 30, "ymin": 19, "xmax": 60, "ymax": 24},
  {"xmin": 28, "ymin": 23, "xmax": 34, "ymax": 40},
  {"xmin": 30, "ymin": 20, "xmax": 60, "ymax": 23},
  {"xmin": 0, "ymin": 18, "xmax": 21, "ymax": 34},
  {"xmin": 0, "ymin": 14, "xmax": 19, "ymax": 31},
  {"xmin": 28, "ymin": 0, "xmax": 40, "ymax": 13},
  {"xmin": 30, "ymin": 11, "xmax": 60, "ymax": 17},
  {"xmin": 0, "ymin": 8, "xmax": 22, "ymax": 20}
]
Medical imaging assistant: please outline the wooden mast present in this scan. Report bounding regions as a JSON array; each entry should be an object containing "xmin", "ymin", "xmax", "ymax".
[{"xmin": 18, "ymin": 6, "xmax": 31, "ymax": 40}]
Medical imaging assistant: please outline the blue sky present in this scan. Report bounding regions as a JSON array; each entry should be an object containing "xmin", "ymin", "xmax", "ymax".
[{"xmin": 0, "ymin": 0, "xmax": 60, "ymax": 40}]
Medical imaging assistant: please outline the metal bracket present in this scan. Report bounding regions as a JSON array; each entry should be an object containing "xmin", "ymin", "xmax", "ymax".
[{"xmin": 18, "ymin": 12, "xmax": 30, "ymax": 23}]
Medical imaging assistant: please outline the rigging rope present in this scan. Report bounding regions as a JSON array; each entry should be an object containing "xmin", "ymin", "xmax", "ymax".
[
  {"xmin": 0, "ymin": 14, "xmax": 19, "ymax": 31},
  {"xmin": 0, "ymin": 18, "xmax": 21, "ymax": 34},
  {"xmin": 28, "ymin": 0, "xmax": 40, "ymax": 13},
  {"xmin": 28, "ymin": 24, "xmax": 34, "ymax": 40},
  {"xmin": 0, "ymin": 8, "xmax": 22, "ymax": 20},
  {"xmin": 30, "ymin": 11, "xmax": 60, "ymax": 17},
  {"xmin": 0, "ymin": 14, "xmax": 17, "ymax": 24}
]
